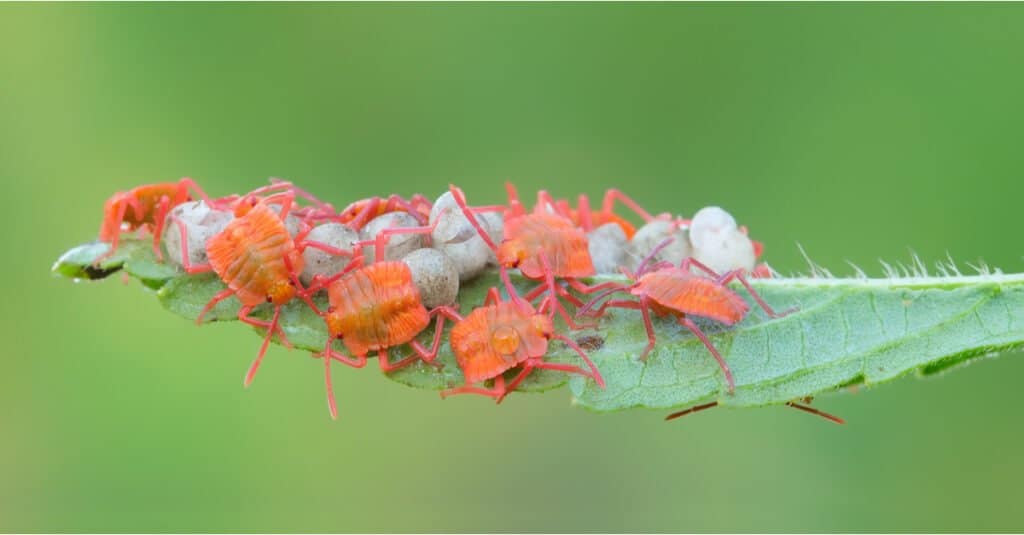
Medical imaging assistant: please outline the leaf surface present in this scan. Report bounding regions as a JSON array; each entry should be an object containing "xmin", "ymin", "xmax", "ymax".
[{"xmin": 53, "ymin": 240, "xmax": 1024, "ymax": 410}]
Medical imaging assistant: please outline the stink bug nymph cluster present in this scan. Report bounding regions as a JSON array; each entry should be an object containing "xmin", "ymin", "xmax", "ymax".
[{"xmin": 81, "ymin": 177, "xmax": 840, "ymax": 424}]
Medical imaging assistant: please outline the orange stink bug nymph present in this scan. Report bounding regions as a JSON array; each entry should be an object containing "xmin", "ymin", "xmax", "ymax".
[
  {"xmin": 448, "ymin": 185, "xmax": 620, "ymax": 330},
  {"xmin": 171, "ymin": 192, "xmax": 328, "ymax": 389},
  {"xmin": 578, "ymin": 238, "xmax": 795, "ymax": 394},
  {"xmin": 307, "ymin": 260, "xmax": 460, "ymax": 419},
  {"xmin": 441, "ymin": 269, "xmax": 605, "ymax": 402},
  {"xmin": 98, "ymin": 177, "xmax": 213, "ymax": 262}
]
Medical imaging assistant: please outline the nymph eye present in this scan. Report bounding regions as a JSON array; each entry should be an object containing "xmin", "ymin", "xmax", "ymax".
[{"xmin": 266, "ymin": 295, "xmax": 273, "ymax": 303}]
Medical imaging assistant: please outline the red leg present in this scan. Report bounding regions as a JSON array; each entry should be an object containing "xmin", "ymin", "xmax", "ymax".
[
  {"xmin": 196, "ymin": 288, "xmax": 235, "ymax": 325},
  {"xmin": 575, "ymin": 284, "xmax": 631, "ymax": 317},
  {"xmin": 575, "ymin": 194, "xmax": 594, "ymax": 231},
  {"xmin": 684, "ymin": 258, "xmax": 793, "ymax": 318},
  {"xmin": 243, "ymin": 305, "xmax": 284, "ymax": 387},
  {"xmin": 497, "ymin": 266, "xmax": 530, "ymax": 311},
  {"xmin": 176, "ymin": 177, "xmax": 214, "ymax": 205},
  {"xmin": 495, "ymin": 359, "xmax": 599, "ymax": 403},
  {"xmin": 381, "ymin": 194, "xmax": 429, "ymax": 226},
  {"xmin": 580, "ymin": 298, "xmax": 640, "ymax": 319},
  {"xmin": 535, "ymin": 190, "xmax": 558, "ymax": 214},
  {"xmin": 566, "ymin": 278, "xmax": 625, "ymax": 295},
  {"xmin": 635, "ymin": 237, "xmax": 678, "ymax": 276},
  {"xmin": 409, "ymin": 306, "xmax": 460, "ymax": 365},
  {"xmin": 551, "ymin": 334, "xmax": 605, "ymax": 388},
  {"xmin": 601, "ymin": 188, "xmax": 657, "ymax": 223},
  {"xmin": 239, "ymin": 305, "xmax": 292, "ymax": 349},
  {"xmin": 441, "ymin": 374, "xmax": 506, "ymax": 400},
  {"xmin": 320, "ymin": 338, "xmax": 368, "ymax": 420},
  {"xmin": 346, "ymin": 197, "xmax": 381, "ymax": 230},
  {"xmin": 664, "ymin": 401, "xmax": 719, "ymax": 421},
  {"xmin": 449, "ymin": 184, "xmax": 502, "ymax": 253},
  {"xmin": 679, "ymin": 316, "xmax": 734, "ymax": 394},
  {"xmin": 377, "ymin": 348, "xmax": 420, "ymax": 373},
  {"xmin": 260, "ymin": 192, "xmax": 296, "ymax": 220},
  {"xmin": 484, "ymin": 287, "xmax": 503, "ymax": 306},
  {"xmin": 494, "ymin": 364, "xmax": 536, "ymax": 403},
  {"xmin": 503, "ymin": 182, "xmax": 526, "ymax": 219},
  {"xmin": 149, "ymin": 195, "xmax": 173, "ymax": 262},
  {"xmin": 95, "ymin": 200, "xmax": 130, "ymax": 264},
  {"xmin": 523, "ymin": 282, "xmax": 548, "ymax": 303},
  {"xmin": 172, "ymin": 215, "xmax": 214, "ymax": 274},
  {"xmin": 715, "ymin": 267, "xmax": 795, "ymax": 319},
  {"xmin": 638, "ymin": 297, "xmax": 657, "ymax": 361},
  {"xmin": 352, "ymin": 217, "xmax": 439, "ymax": 263},
  {"xmin": 268, "ymin": 178, "xmax": 334, "ymax": 213},
  {"xmin": 538, "ymin": 254, "xmax": 592, "ymax": 330}
]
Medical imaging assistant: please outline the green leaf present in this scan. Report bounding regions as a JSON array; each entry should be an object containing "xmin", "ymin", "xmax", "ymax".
[
  {"xmin": 569, "ymin": 276, "xmax": 1024, "ymax": 411},
  {"xmin": 53, "ymin": 239, "xmax": 1024, "ymax": 411}
]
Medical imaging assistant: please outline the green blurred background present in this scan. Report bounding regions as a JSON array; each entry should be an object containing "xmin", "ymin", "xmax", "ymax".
[{"xmin": 3, "ymin": 3, "xmax": 1024, "ymax": 532}]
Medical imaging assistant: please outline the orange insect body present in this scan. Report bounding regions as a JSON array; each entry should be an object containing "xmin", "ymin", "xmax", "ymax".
[
  {"xmin": 498, "ymin": 212, "xmax": 595, "ymax": 279},
  {"xmin": 206, "ymin": 202, "xmax": 304, "ymax": 307},
  {"xmin": 441, "ymin": 276, "xmax": 604, "ymax": 402},
  {"xmin": 578, "ymin": 238, "xmax": 794, "ymax": 394},
  {"xmin": 175, "ymin": 193, "xmax": 322, "ymax": 393},
  {"xmin": 336, "ymin": 194, "xmax": 432, "ymax": 230},
  {"xmin": 315, "ymin": 260, "xmax": 457, "ymax": 419},
  {"xmin": 98, "ymin": 178, "xmax": 209, "ymax": 261},
  {"xmin": 450, "ymin": 185, "xmax": 617, "ymax": 331},
  {"xmin": 449, "ymin": 300, "xmax": 553, "ymax": 383},
  {"xmin": 324, "ymin": 261, "xmax": 429, "ymax": 357},
  {"xmin": 632, "ymin": 270, "xmax": 749, "ymax": 326},
  {"xmin": 99, "ymin": 183, "xmax": 183, "ymax": 240}
]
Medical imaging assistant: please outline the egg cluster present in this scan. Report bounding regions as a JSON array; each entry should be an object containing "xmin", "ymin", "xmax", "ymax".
[{"xmin": 95, "ymin": 178, "xmax": 785, "ymax": 419}]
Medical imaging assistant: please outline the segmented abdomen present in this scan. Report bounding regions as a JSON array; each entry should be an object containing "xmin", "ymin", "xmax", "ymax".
[
  {"xmin": 634, "ymin": 269, "xmax": 749, "ymax": 325},
  {"xmin": 504, "ymin": 213, "xmax": 594, "ymax": 279},
  {"xmin": 207, "ymin": 203, "xmax": 299, "ymax": 307},
  {"xmin": 327, "ymin": 262, "xmax": 429, "ymax": 356}
]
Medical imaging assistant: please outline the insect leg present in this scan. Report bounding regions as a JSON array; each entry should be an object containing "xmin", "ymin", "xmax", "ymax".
[
  {"xmin": 575, "ymin": 193, "xmax": 594, "ymax": 231},
  {"xmin": 550, "ymin": 334, "xmax": 605, "ymax": 388},
  {"xmin": 320, "ymin": 338, "xmax": 368, "ymax": 420},
  {"xmin": 176, "ymin": 177, "xmax": 215, "ymax": 206},
  {"xmin": 495, "ymin": 364, "xmax": 536, "ymax": 403},
  {"xmin": 538, "ymin": 254, "xmax": 592, "ymax": 330},
  {"xmin": 664, "ymin": 401, "xmax": 719, "ymax": 421},
  {"xmin": 679, "ymin": 316, "xmax": 735, "ymax": 394},
  {"xmin": 638, "ymin": 296, "xmax": 658, "ymax": 361},
  {"xmin": 409, "ymin": 306, "xmax": 460, "ymax": 365},
  {"xmin": 149, "ymin": 195, "xmax": 173, "ymax": 262},
  {"xmin": 171, "ymin": 215, "xmax": 214, "ymax": 274},
  {"xmin": 95, "ymin": 199, "xmax": 130, "ymax": 264},
  {"xmin": 713, "ymin": 266, "xmax": 796, "ymax": 319},
  {"xmin": 440, "ymin": 374, "xmax": 506, "ymax": 400},
  {"xmin": 601, "ymin": 188, "xmax": 659, "ymax": 223},
  {"xmin": 346, "ymin": 197, "xmax": 381, "ymax": 230},
  {"xmin": 484, "ymin": 287, "xmax": 503, "ymax": 306},
  {"xmin": 785, "ymin": 401, "xmax": 845, "ymax": 424},
  {"xmin": 376, "ymin": 348, "xmax": 420, "ymax": 373},
  {"xmin": 196, "ymin": 288, "xmax": 235, "ymax": 325},
  {"xmin": 243, "ymin": 305, "xmax": 284, "ymax": 387}
]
